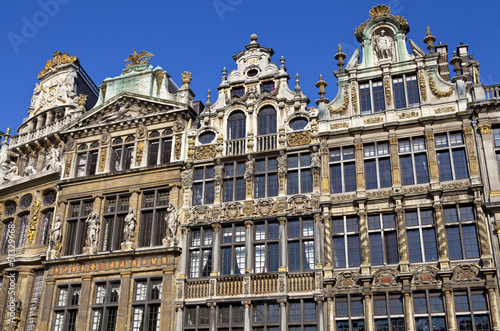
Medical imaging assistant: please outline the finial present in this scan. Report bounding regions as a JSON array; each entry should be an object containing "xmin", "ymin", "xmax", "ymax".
[
  {"xmin": 221, "ymin": 67, "xmax": 227, "ymax": 81},
  {"xmin": 206, "ymin": 89, "xmax": 212, "ymax": 107},
  {"xmin": 294, "ymin": 73, "xmax": 301, "ymax": 92},
  {"xmin": 250, "ymin": 34, "xmax": 258, "ymax": 43},
  {"xmin": 316, "ymin": 75, "xmax": 328, "ymax": 98},
  {"xmin": 279, "ymin": 56, "xmax": 286, "ymax": 72},
  {"xmin": 181, "ymin": 71, "xmax": 192, "ymax": 87},
  {"xmin": 334, "ymin": 43, "xmax": 347, "ymax": 69},
  {"xmin": 423, "ymin": 26, "xmax": 436, "ymax": 53},
  {"xmin": 450, "ymin": 51, "xmax": 462, "ymax": 76},
  {"xmin": 6, "ymin": 128, "xmax": 10, "ymax": 136}
]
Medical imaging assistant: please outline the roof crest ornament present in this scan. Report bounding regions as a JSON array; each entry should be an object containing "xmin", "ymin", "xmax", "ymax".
[
  {"xmin": 125, "ymin": 49, "xmax": 154, "ymax": 68},
  {"xmin": 355, "ymin": 5, "xmax": 409, "ymax": 42},
  {"xmin": 38, "ymin": 51, "xmax": 79, "ymax": 78}
]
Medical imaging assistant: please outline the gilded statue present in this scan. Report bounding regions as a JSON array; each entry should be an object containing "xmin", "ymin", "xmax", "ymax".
[{"xmin": 125, "ymin": 49, "xmax": 154, "ymax": 67}]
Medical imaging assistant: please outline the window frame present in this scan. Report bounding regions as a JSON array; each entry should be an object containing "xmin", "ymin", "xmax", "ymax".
[
  {"xmin": 221, "ymin": 224, "xmax": 246, "ymax": 275},
  {"xmin": 189, "ymin": 227, "xmax": 214, "ymax": 278},
  {"xmin": 287, "ymin": 153, "xmax": 312, "ymax": 195},
  {"xmin": 331, "ymin": 215, "xmax": 361, "ymax": 268},
  {"xmin": 147, "ymin": 130, "xmax": 172, "ymax": 166},
  {"xmin": 435, "ymin": 132, "xmax": 469, "ymax": 181},
  {"xmin": 110, "ymin": 136, "xmax": 135, "ymax": 173},
  {"xmin": 254, "ymin": 220, "xmax": 280, "ymax": 273},
  {"xmin": 368, "ymin": 213, "xmax": 399, "ymax": 266},
  {"xmin": 131, "ymin": 277, "xmax": 163, "ymax": 331},
  {"xmin": 364, "ymin": 142, "xmax": 392, "ymax": 190},
  {"xmin": 75, "ymin": 142, "xmax": 99, "ymax": 177},
  {"xmin": 64, "ymin": 199, "xmax": 93, "ymax": 256},
  {"xmin": 373, "ymin": 293, "xmax": 405, "ymax": 331},
  {"xmin": 101, "ymin": 194, "xmax": 130, "ymax": 252},
  {"xmin": 288, "ymin": 300, "xmax": 317, "ymax": 331},
  {"xmin": 329, "ymin": 146, "xmax": 356, "ymax": 193},
  {"xmin": 392, "ymin": 73, "xmax": 420, "ymax": 109},
  {"xmin": 405, "ymin": 209, "xmax": 439, "ymax": 263},
  {"xmin": 90, "ymin": 281, "xmax": 121, "ymax": 331},
  {"xmin": 223, "ymin": 161, "xmax": 246, "ymax": 202},
  {"xmin": 444, "ymin": 204, "xmax": 480, "ymax": 260},
  {"xmin": 398, "ymin": 137, "xmax": 429, "ymax": 185},
  {"xmin": 335, "ymin": 295, "xmax": 364, "ymax": 331},
  {"xmin": 287, "ymin": 217, "xmax": 315, "ymax": 272},
  {"xmin": 413, "ymin": 291, "xmax": 446, "ymax": 331},
  {"xmin": 193, "ymin": 165, "xmax": 215, "ymax": 205},
  {"xmin": 139, "ymin": 188, "xmax": 169, "ymax": 248},
  {"xmin": 359, "ymin": 79, "xmax": 385, "ymax": 114},
  {"xmin": 255, "ymin": 157, "xmax": 278, "ymax": 198},
  {"xmin": 454, "ymin": 289, "xmax": 491, "ymax": 331},
  {"xmin": 53, "ymin": 283, "xmax": 82, "ymax": 331}
]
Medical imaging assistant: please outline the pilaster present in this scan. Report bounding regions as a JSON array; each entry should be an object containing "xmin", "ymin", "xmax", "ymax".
[
  {"xmin": 76, "ymin": 275, "xmax": 93, "ymax": 331},
  {"xmin": 116, "ymin": 272, "xmax": 132, "ymax": 330},
  {"xmin": 278, "ymin": 217, "xmax": 287, "ymax": 271},
  {"xmin": 463, "ymin": 124, "xmax": 481, "ymax": 185},
  {"xmin": 425, "ymin": 129, "xmax": 440, "ymax": 187},
  {"xmin": 433, "ymin": 199, "xmax": 450, "ymax": 270},
  {"xmin": 354, "ymin": 138, "xmax": 365, "ymax": 191},
  {"xmin": 245, "ymin": 220, "xmax": 254, "ymax": 273},
  {"xmin": 211, "ymin": 224, "xmax": 221, "ymax": 276},
  {"xmin": 389, "ymin": 134, "xmax": 401, "ymax": 188}
]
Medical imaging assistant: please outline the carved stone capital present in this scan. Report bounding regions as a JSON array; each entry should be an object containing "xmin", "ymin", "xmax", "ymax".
[
  {"xmin": 181, "ymin": 227, "xmax": 190, "ymax": 235},
  {"xmin": 278, "ymin": 217, "xmax": 287, "ymax": 225},
  {"xmin": 242, "ymin": 300, "xmax": 251, "ymax": 308},
  {"xmin": 212, "ymin": 223, "xmax": 221, "ymax": 232},
  {"xmin": 277, "ymin": 299, "xmax": 287, "ymax": 307},
  {"xmin": 207, "ymin": 302, "xmax": 217, "ymax": 309},
  {"xmin": 479, "ymin": 123, "xmax": 492, "ymax": 134},
  {"xmin": 314, "ymin": 214, "xmax": 322, "ymax": 222},
  {"xmin": 245, "ymin": 220, "xmax": 254, "ymax": 229}
]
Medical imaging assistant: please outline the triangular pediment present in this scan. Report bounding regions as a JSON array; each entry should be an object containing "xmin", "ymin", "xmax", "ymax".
[{"xmin": 63, "ymin": 92, "xmax": 191, "ymax": 132}]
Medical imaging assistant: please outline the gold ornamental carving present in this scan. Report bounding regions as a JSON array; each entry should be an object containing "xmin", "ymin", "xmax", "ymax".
[
  {"xmin": 181, "ymin": 71, "xmax": 192, "ymax": 87},
  {"xmin": 434, "ymin": 106, "xmax": 455, "ymax": 114},
  {"xmin": 478, "ymin": 123, "xmax": 491, "ymax": 134},
  {"xmin": 27, "ymin": 200, "xmax": 41, "ymax": 244},
  {"xmin": 38, "ymin": 51, "xmax": 79, "ymax": 78},
  {"xmin": 428, "ymin": 73, "xmax": 454, "ymax": 97},
  {"xmin": 418, "ymin": 71, "xmax": 427, "ymax": 101},
  {"xmin": 330, "ymin": 122, "xmax": 349, "ymax": 130},
  {"xmin": 364, "ymin": 116, "xmax": 384, "ymax": 124},
  {"xmin": 125, "ymin": 49, "xmax": 154, "ymax": 67},
  {"xmin": 155, "ymin": 70, "xmax": 164, "ymax": 95},
  {"xmin": 255, "ymin": 199, "xmax": 276, "ymax": 217},
  {"xmin": 99, "ymin": 148, "xmax": 107, "ymax": 172},
  {"xmin": 64, "ymin": 153, "xmax": 73, "ymax": 178},
  {"xmin": 136, "ymin": 141, "xmax": 144, "ymax": 166},
  {"xmin": 329, "ymin": 87, "xmax": 349, "ymax": 115},
  {"xmin": 174, "ymin": 137, "xmax": 182, "ymax": 160},
  {"xmin": 287, "ymin": 131, "xmax": 311, "ymax": 147},
  {"xmin": 194, "ymin": 145, "xmax": 216, "ymax": 160},
  {"xmin": 355, "ymin": 5, "xmax": 408, "ymax": 42},
  {"xmin": 384, "ymin": 77, "xmax": 392, "ymax": 106},
  {"xmin": 224, "ymin": 203, "xmax": 241, "ymax": 220},
  {"xmin": 398, "ymin": 111, "xmax": 419, "ymax": 119},
  {"xmin": 351, "ymin": 83, "xmax": 358, "ymax": 111}
]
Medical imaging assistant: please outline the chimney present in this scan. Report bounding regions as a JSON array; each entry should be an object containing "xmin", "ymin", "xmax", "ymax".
[
  {"xmin": 457, "ymin": 43, "xmax": 472, "ymax": 90},
  {"xmin": 435, "ymin": 42, "xmax": 450, "ymax": 82}
]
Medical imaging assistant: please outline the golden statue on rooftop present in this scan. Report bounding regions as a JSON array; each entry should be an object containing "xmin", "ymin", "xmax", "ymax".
[{"xmin": 125, "ymin": 49, "xmax": 154, "ymax": 67}]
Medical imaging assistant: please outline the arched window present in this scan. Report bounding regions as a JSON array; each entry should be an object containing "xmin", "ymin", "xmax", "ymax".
[
  {"xmin": 227, "ymin": 112, "xmax": 246, "ymax": 140},
  {"xmin": 257, "ymin": 107, "xmax": 277, "ymax": 136}
]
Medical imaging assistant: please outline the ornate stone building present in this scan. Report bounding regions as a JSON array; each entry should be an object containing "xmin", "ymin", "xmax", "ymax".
[{"xmin": 1, "ymin": 4, "xmax": 500, "ymax": 331}]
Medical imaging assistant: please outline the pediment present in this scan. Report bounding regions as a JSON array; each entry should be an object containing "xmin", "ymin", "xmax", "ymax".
[{"xmin": 65, "ymin": 92, "xmax": 187, "ymax": 131}]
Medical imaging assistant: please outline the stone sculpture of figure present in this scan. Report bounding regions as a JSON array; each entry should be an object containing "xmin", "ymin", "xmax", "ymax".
[
  {"xmin": 44, "ymin": 147, "xmax": 61, "ymax": 171},
  {"xmin": 0, "ymin": 140, "xmax": 9, "ymax": 168},
  {"xmin": 183, "ymin": 163, "xmax": 193, "ymax": 187},
  {"xmin": 277, "ymin": 150, "xmax": 287, "ymax": 175},
  {"xmin": 15, "ymin": 299, "xmax": 22, "ymax": 316},
  {"xmin": 85, "ymin": 212, "xmax": 100, "ymax": 249},
  {"xmin": 244, "ymin": 155, "xmax": 255, "ymax": 179},
  {"xmin": 311, "ymin": 145, "xmax": 321, "ymax": 168},
  {"xmin": 165, "ymin": 203, "xmax": 178, "ymax": 238},
  {"xmin": 123, "ymin": 209, "xmax": 136, "ymax": 242},
  {"xmin": 49, "ymin": 217, "xmax": 62, "ymax": 251},
  {"xmin": 214, "ymin": 159, "xmax": 224, "ymax": 186},
  {"xmin": 467, "ymin": 54, "xmax": 481, "ymax": 84},
  {"xmin": 376, "ymin": 30, "xmax": 393, "ymax": 60},
  {"xmin": 23, "ymin": 162, "xmax": 37, "ymax": 176}
]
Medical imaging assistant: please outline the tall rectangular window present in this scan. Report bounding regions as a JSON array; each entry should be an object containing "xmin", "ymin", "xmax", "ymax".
[
  {"xmin": 332, "ymin": 215, "xmax": 360, "ymax": 268},
  {"xmin": 16, "ymin": 213, "xmax": 29, "ymax": 248},
  {"xmin": 193, "ymin": 166, "xmax": 215, "ymax": 205},
  {"xmin": 217, "ymin": 304, "xmax": 244, "ymax": 331},
  {"xmin": 65, "ymin": 200, "xmax": 93, "ymax": 255},
  {"xmin": 393, "ymin": 74, "xmax": 420, "ymax": 109},
  {"xmin": 364, "ymin": 142, "xmax": 392, "ymax": 189},
  {"xmin": 413, "ymin": 291, "xmax": 446, "ymax": 331},
  {"xmin": 254, "ymin": 221, "xmax": 279, "ymax": 273},
  {"xmin": 406, "ymin": 209, "xmax": 438, "ymax": 262},
  {"xmin": 53, "ymin": 284, "xmax": 81, "ymax": 331},
  {"xmin": 25, "ymin": 270, "xmax": 44, "ymax": 331},
  {"xmin": 336, "ymin": 295, "xmax": 364, "ymax": 331},
  {"xmin": 444, "ymin": 205, "xmax": 480, "ymax": 260},
  {"xmin": 330, "ymin": 146, "xmax": 356, "ymax": 193},
  {"xmin": 76, "ymin": 142, "xmax": 99, "ymax": 177},
  {"xmin": 360, "ymin": 80, "xmax": 385, "ymax": 114},
  {"xmin": 373, "ymin": 293, "xmax": 404, "ymax": 331},
  {"xmin": 288, "ymin": 153, "xmax": 312, "ymax": 194},
  {"xmin": 91, "ymin": 281, "xmax": 120, "ymax": 331},
  {"xmin": 223, "ymin": 161, "xmax": 246, "ymax": 202},
  {"xmin": 221, "ymin": 224, "xmax": 246, "ymax": 275},
  {"xmin": 368, "ymin": 213, "xmax": 399, "ymax": 265},
  {"xmin": 399, "ymin": 137, "xmax": 429, "ymax": 185},
  {"xmin": 147, "ymin": 131, "xmax": 172, "ymax": 166},
  {"xmin": 189, "ymin": 228, "xmax": 213, "ymax": 278},
  {"xmin": 436, "ymin": 132, "xmax": 468, "ymax": 181},
  {"xmin": 139, "ymin": 189, "xmax": 169, "ymax": 247},
  {"xmin": 131, "ymin": 278, "xmax": 162, "ymax": 331},
  {"xmin": 253, "ymin": 302, "xmax": 280, "ymax": 331},
  {"xmin": 185, "ymin": 305, "xmax": 210, "ymax": 331},
  {"xmin": 255, "ymin": 157, "xmax": 278, "ymax": 198},
  {"xmin": 288, "ymin": 217, "xmax": 315, "ymax": 271},
  {"xmin": 289, "ymin": 300, "xmax": 317, "ymax": 331},
  {"xmin": 454, "ymin": 290, "xmax": 490, "ymax": 331},
  {"xmin": 101, "ymin": 194, "xmax": 129, "ymax": 252}
]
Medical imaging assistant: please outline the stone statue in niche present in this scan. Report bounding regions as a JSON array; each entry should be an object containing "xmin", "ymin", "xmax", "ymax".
[
  {"xmin": 49, "ymin": 217, "xmax": 62, "ymax": 251},
  {"xmin": 23, "ymin": 162, "xmax": 37, "ymax": 176},
  {"xmin": 85, "ymin": 212, "xmax": 100, "ymax": 250},
  {"xmin": 374, "ymin": 29, "xmax": 393, "ymax": 60},
  {"xmin": 165, "ymin": 203, "xmax": 178, "ymax": 238},
  {"xmin": 44, "ymin": 147, "xmax": 61, "ymax": 171},
  {"xmin": 123, "ymin": 209, "xmax": 137, "ymax": 242},
  {"xmin": 244, "ymin": 155, "xmax": 255, "ymax": 179}
]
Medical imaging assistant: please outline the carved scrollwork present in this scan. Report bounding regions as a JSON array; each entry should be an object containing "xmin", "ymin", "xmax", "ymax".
[
  {"xmin": 428, "ymin": 73, "xmax": 454, "ymax": 97},
  {"xmin": 331, "ymin": 194, "xmax": 356, "ymax": 202},
  {"xmin": 255, "ymin": 199, "xmax": 276, "ymax": 217},
  {"xmin": 452, "ymin": 264, "xmax": 481, "ymax": 283},
  {"xmin": 287, "ymin": 131, "xmax": 311, "ymax": 147},
  {"xmin": 412, "ymin": 266, "xmax": 440, "ymax": 285},
  {"xmin": 330, "ymin": 122, "xmax": 349, "ymax": 130},
  {"xmin": 334, "ymin": 271, "xmax": 361, "ymax": 289},
  {"xmin": 372, "ymin": 269, "xmax": 399, "ymax": 287},
  {"xmin": 194, "ymin": 145, "xmax": 216, "ymax": 160},
  {"xmin": 329, "ymin": 87, "xmax": 349, "ymax": 115},
  {"xmin": 223, "ymin": 203, "xmax": 241, "ymax": 220},
  {"xmin": 189, "ymin": 206, "xmax": 212, "ymax": 224},
  {"xmin": 287, "ymin": 195, "xmax": 311, "ymax": 214},
  {"xmin": 434, "ymin": 106, "xmax": 455, "ymax": 114},
  {"xmin": 366, "ymin": 189, "xmax": 392, "ymax": 198}
]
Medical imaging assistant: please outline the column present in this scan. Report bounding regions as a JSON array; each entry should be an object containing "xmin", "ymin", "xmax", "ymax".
[
  {"xmin": 243, "ymin": 301, "xmax": 251, "ymax": 331},
  {"xmin": 433, "ymin": 200, "xmax": 450, "ymax": 270},
  {"xmin": 77, "ymin": 275, "xmax": 93, "ymax": 331},
  {"xmin": 314, "ymin": 214, "xmax": 323, "ymax": 268},
  {"xmin": 278, "ymin": 217, "xmax": 287, "ymax": 271},
  {"xmin": 462, "ymin": 124, "xmax": 481, "ymax": 185},
  {"xmin": 326, "ymin": 295, "xmax": 335, "ymax": 331},
  {"xmin": 354, "ymin": 138, "xmax": 365, "ymax": 191},
  {"xmin": 162, "ymin": 268, "xmax": 176, "ymax": 331},
  {"xmin": 247, "ymin": 106, "xmax": 254, "ymax": 153},
  {"xmin": 403, "ymin": 291, "xmax": 415, "ymax": 331},
  {"xmin": 389, "ymin": 134, "xmax": 401, "ymax": 188},
  {"xmin": 116, "ymin": 272, "xmax": 132, "ymax": 330},
  {"xmin": 278, "ymin": 299, "xmax": 287, "ymax": 331},
  {"xmin": 363, "ymin": 293, "xmax": 374, "ymax": 331},
  {"xmin": 180, "ymin": 227, "xmax": 190, "ymax": 277},
  {"xmin": 175, "ymin": 304, "xmax": 184, "ymax": 331},
  {"xmin": 443, "ymin": 288, "xmax": 457, "ymax": 331},
  {"xmin": 208, "ymin": 302, "xmax": 217, "ymax": 331},
  {"xmin": 245, "ymin": 220, "xmax": 254, "ymax": 273},
  {"xmin": 474, "ymin": 198, "xmax": 494, "ymax": 268},
  {"xmin": 38, "ymin": 278, "xmax": 56, "ymax": 331},
  {"xmin": 315, "ymin": 296, "xmax": 325, "ymax": 331},
  {"xmin": 358, "ymin": 207, "xmax": 370, "ymax": 275},
  {"xmin": 487, "ymin": 287, "xmax": 500, "ymax": 331},
  {"xmin": 395, "ymin": 203, "xmax": 409, "ymax": 273},
  {"xmin": 425, "ymin": 129, "xmax": 440, "ymax": 186},
  {"xmin": 211, "ymin": 224, "xmax": 221, "ymax": 276},
  {"xmin": 323, "ymin": 212, "xmax": 333, "ymax": 271}
]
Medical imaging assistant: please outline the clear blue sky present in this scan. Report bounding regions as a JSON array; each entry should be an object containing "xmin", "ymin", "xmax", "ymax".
[{"xmin": 1, "ymin": 0, "xmax": 499, "ymax": 134}]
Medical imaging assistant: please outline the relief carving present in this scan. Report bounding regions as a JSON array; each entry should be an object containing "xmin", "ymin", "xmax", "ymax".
[
  {"xmin": 287, "ymin": 131, "xmax": 311, "ymax": 147},
  {"xmin": 195, "ymin": 145, "xmax": 216, "ymax": 160},
  {"xmin": 334, "ymin": 271, "xmax": 361, "ymax": 289},
  {"xmin": 452, "ymin": 264, "xmax": 481, "ymax": 283},
  {"xmin": 412, "ymin": 266, "xmax": 440, "ymax": 285},
  {"xmin": 373, "ymin": 269, "xmax": 399, "ymax": 287}
]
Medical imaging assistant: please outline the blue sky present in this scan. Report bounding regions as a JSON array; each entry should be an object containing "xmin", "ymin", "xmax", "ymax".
[{"xmin": 1, "ymin": 0, "xmax": 499, "ymax": 134}]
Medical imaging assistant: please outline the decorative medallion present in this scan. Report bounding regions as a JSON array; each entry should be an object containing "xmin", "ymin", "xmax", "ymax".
[
  {"xmin": 288, "ymin": 195, "xmax": 311, "ymax": 214},
  {"xmin": 224, "ymin": 203, "xmax": 241, "ymax": 220},
  {"xmin": 194, "ymin": 145, "xmax": 216, "ymax": 160},
  {"xmin": 100, "ymin": 133, "xmax": 111, "ymax": 144},
  {"xmin": 136, "ymin": 126, "xmax": 146, "ymax": 139},
  {"xmin": 334, "ymin": 271, "xmax": 360, "ymax": 289},
  {"xmin": 174, "ymin": 119, "xmax": 185, "ymax": 132},
  {"xmin": 412, "ymin": 266, "xmax": 440, "ymax": 285},
  {"xmin": 256, "ymin": 199, "xmax": 275, "ymax": 216},
  {"xmin": 373, "ymin": 269, "xmax": 399, "ymax": 287},
  {"xmin": 190, "ymin": 206, "xmax": 211, "ymax": 224},
  {"xmin": 287, "ymin": 131, "xmax": 311, "ymax": 147},
  {"xmin": 66, "ymin": 138, "xmax": 76, "ymax": 151},
  {"xmin": 452, "ymin": 264, "xmax": 480, "ymax": 283}
]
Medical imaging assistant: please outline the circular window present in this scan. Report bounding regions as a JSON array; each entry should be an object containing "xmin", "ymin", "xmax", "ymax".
[
  {"xmin": 43, "ymin": 190, "xmax": 57, "ymax": 206},
  {"xmin": 289, "ymin": 117, "xmax": 309, "ymax": 131},
  {"xmin": 20, "ymin": 194, "xmax": 33, "ymax": 209},
  {"xmin": 4, "ymin": 201, "xmax": 17, "ymax": 216},
  {"xmin": 199, "ymin": 132, "xmax": 216, "ymax": 144},
  {"xmin": 246, "ymin": 69, "xmax": 259, "ymax": 78}
]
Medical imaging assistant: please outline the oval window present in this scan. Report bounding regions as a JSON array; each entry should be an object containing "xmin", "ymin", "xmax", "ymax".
[
  {"xmin": 289, "ymin": 117, "xmax": 308, "ymax": 131},
  {"xmin": 20, "ymin": 194, "xmax": 33, "ymax": 209},
  {"xmin": 247, "ymin": 69, "xmax": 259, "ymax": 78},
  {"xmin": 199, "ymin": 132, "xmax": 216, "ymax": 144},
  {"xmin": 4, "ymin": 201, "xmax": 17, "ymax": 216},
  {"xmin": 43, "ymin": 190, "xmax": 57, "ymax": 206}
]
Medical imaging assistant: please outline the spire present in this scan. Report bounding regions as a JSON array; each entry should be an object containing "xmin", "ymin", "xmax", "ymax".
[{"xmin": 295, "ymin": 73, "xmax": 301, "ymax": 92}]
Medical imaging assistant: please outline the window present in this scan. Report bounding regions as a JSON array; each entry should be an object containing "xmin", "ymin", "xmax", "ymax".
[
  {"xmin": 221, "ymin": 224, "xmax": 246, "ymax": 275},
  {"xmin": 227, "ymin": 111, "xmax": 246, "ymax": 140},
  {"xmin": 199, "ymin": 132, "xmax": 216, "ymax": 144},
  {"xmin": 53, "ymin": 284, "xmax": 81, "ymax": 331},
  {"xmin": 139, "ymin": 189, "xmax": 169, "ymax": 247},
  {"xmin": 454, "ymin": 290, "xmax": 490, "ymax": 331},
  {"xmin": 193, "ymin": 166, "xmax": 215, "ymax": 205},
  {"xmin": 1, "ymin": 220, "xmax": 13, "ymax": 254},
  {"xmin": 393, "ymin": 74, "xmax": 420, "ymax": 109},
  {"xmin": 289, "ymin": 117, "xmax": 308, "ymax": 131},
  {"xmin": 223, "ymin": 161, "xmax": 246, "ymax": 202},
  {"xmin": 406, "ymin": 209, "xmax": 438, "ymax": 263},
  {"xmin": 40, "ymin": 209, "xmax": 54, "ymax": 245},
  {"xmin": 257, "ymin": 107, "xmax": 277, "ymax": 136},
  {"xmin": 189, "ymin": 228, "xmax": 213, "ymax": 278},
  {"xmin": 493, "ymin": 128, "xmax": 500, "ymax": 174},
  {"xmin": 101, "ymin": 194, "xmax": 130, "ymax": 252},
  {"xmin": 413, "ymin": 291, "xmax": 446, "ymax": 331},
  {"xmin": 20, "ymin": 193, "xmax": 33, "ymax": 209},
  {"xmin": 288, "ymin": 217, "xmax": 315, "ymax": 271},
  {"xmin": 261, "ymin": 82, "xmax": 275, "ymax": 93},
  {"xmin": 330, "ymin": 146, "xmax": 356, "ymax": 193},
  {"xmin": 289, "ymin": 300, "xmax": 317, "ymax": 331},
  {"xmin": 255, "ymin": 157, "xmax": 278, "ymax": 198},
  {"xmin": 435, "ymin": 132, "xmax": 468, "ymax": 181},
  {"xmin": 76, "ymin": 142, "xmax": 99, "ymax": 177},
  {"xmin": 373, "ymin": 293, "xmax": 404, "ymax": 331},
  {"xmin": 16, "ymin": 213, "xmax": 29, "ymax": 248},
  {"xmin": 91, "ymin": 281, "xmax": 120, "ymax": 331},
  {"xmin": 185, "ymin": 305, "xmax": 210, "ymax": 331},
  {"xmin": 231, "ymin": 87, "xmax": 245, "ymax": 98},
  {"xmin": 399, "ymin": 137, "xmax": 429, "ymax": 185},
  {"xmin": 368, "ymin": 213, "xmax": 399, "ymax": 265},
  {"xmin": 25, "ymin": 270, "xmax": 44, "ymax": 331},
  {"xmin": 364, "ymin": 142, "xmax": 392, "ymax": 189},
  {"xmin": 253, "ymin": 302, "xmax": 279, "ymax": 331},
  {"xmin": 360, "ymin": 80, "xmax": 385, "ymax": 114},
  {"xmin": 288, "ymin": 153, "xmax": 312, "ymax": 194},
  {"xmin": 43, "ymin": 190, "xmax": 57, "ymax": 206},
  {"xmin": 332, "ymin": 215, "xmax": 361, "ymax": 268},
  {"xmin": 254, "ymin": 221, "xmax": 279, "ymax": 273},
  {"xmin": 65, "ymin": 200, "xmax": 93, "ymax": 255},
  {"xmin": 147, "ymin": 131, "xmax": 172, "ymax": 166},
  {"xmin": 336, "ymin": 295, "xmax": 364, "ymax": 331},
  {"xmin": 131, "ymin": 278, "xmax": 162, "ymax": 331},
  {"xmin": 111, "ymin": 136, "xmax": 134, "ymax": 172},
  {"xmin": 444, "ymin": 205, "xmax": 480, "ymax": 260},
  {"xmin": 4, "ymin": 201, "xmax": 16, "ymax": 216},
  {"xmin": 217, "ymin": 304, "xmax": 244, "ymax": 331}
]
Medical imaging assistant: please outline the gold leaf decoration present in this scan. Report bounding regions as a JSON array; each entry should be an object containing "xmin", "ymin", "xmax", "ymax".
[
  {"xmin": 419, "ymin": 71, "xmax": 427, "ymax": 101},
  {"xmin": 428, "ymin": 73, "xmax": 454, "ymax": 97},
  {"xmin": 287, "ymin": 131, "xmax": 311, "ymax": 147},
  {"xmin": 328, "ymin": 87, "xmax": 349, "ymax": 115},
  {"xmin": 384, "ymin": 77, "xmax": 392, "ymax": 106},
  {"xmin": 330, "ymin": 122, "xmax": 349, "ymax": 130},
  {"xmin": 194, "ymin": 145, "xmax": 216, "ymax": 160}
]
